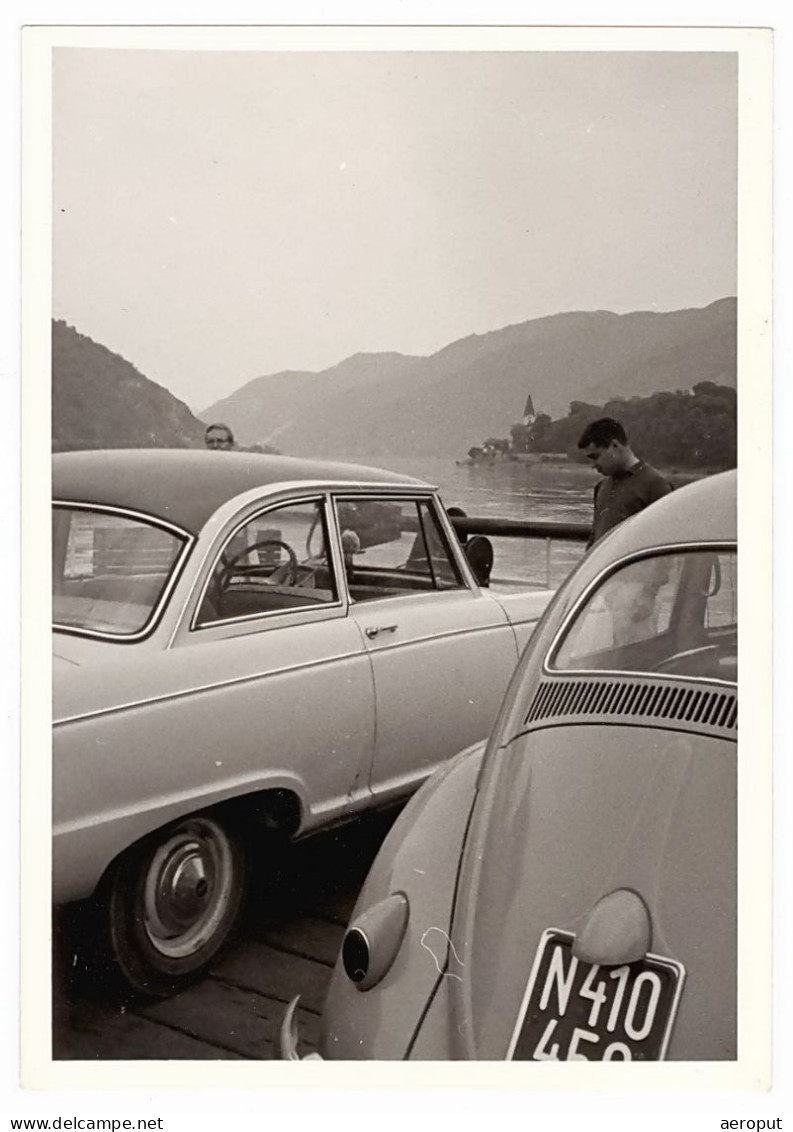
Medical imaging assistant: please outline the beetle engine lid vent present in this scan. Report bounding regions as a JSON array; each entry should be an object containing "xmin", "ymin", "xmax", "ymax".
[{"xmin": 526, "ymin": 678, "xmax": 737, "ymax": 735}]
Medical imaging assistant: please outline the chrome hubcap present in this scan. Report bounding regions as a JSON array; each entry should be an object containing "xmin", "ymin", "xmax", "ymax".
[
  {"xmin": 142, "ymin": 819, "xmax": 235, "ymax": 960},
  {"xmin": 156, "ymin": 845, "xmax": 211, "ymax": 930}
]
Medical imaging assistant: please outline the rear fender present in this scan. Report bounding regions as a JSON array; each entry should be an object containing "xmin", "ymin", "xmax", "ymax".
[
  {"xmin": 321, "ymin": 741, "xmax": 484, "ymax": 1060},
  {"xmin": 53, "ymin": 776, "xmax": 309, "ymax": 904}
]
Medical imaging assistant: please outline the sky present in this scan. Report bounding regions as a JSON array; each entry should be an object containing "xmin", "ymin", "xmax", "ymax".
[{"xmin": 52, "ymin": 48, "xmax": 737, "ymax": 412}]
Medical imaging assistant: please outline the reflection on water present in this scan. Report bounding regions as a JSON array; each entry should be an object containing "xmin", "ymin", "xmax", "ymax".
[
  {"xmin": 353, "ymin": 457, "xmax": 597, "ymax": 590},
  {"xmin": 356, "ymin": 456, "xmax": 596, "ymax": 522}
]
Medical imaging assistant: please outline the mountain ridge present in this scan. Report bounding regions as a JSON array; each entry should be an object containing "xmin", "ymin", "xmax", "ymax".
[
  {"xmin": 52, "ymin": 320, "xmax": 207, "ymax": 452},
  {"xmin": 52, "ymin": 298, "xmax": 736, "ymax": 459},
  {"xmin": 203, "ymin": 298, "xmax": 736, "ymax": 458}
]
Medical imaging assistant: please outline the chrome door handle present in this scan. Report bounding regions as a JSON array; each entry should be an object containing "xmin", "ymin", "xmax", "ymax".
[{"xmin": 365, "ymin": 624, "xmax": 398, "ymax": 639}]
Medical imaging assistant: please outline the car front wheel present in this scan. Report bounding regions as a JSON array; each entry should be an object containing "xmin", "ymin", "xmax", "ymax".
[{"xmin": 105, "ymin": 814, "xmax": 245, "ymax": 997}]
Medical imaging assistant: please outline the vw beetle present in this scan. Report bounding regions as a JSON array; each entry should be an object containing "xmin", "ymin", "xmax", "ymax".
[{"xmin": 283, "ymin": 471, "xmax": 737, "ymax": 1060}]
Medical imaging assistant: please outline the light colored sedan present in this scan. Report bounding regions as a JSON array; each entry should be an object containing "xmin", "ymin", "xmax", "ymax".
[
  {"xmin": 291, "ymin": 470, "xmax": 737, "ymax": 1060},
  {"xmin": 53, "ymin": 448, "xmax": 553, "ymax": 995}
]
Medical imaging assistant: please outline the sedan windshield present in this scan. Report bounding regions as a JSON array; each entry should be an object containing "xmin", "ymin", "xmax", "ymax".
[{"xmin": 53, "ymin": 506, "xmax": 188, "ymax": 637}]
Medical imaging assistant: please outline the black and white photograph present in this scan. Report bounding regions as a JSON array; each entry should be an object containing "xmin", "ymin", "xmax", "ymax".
[{"xmin": 14, "ymin": 16, "xmax": 777, "ymax": 1109}]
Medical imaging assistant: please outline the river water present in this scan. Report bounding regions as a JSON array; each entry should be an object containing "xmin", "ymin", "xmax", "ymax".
[{"xmin": 350, "ymin": 456, "xmax": 597, "ymax": 590}]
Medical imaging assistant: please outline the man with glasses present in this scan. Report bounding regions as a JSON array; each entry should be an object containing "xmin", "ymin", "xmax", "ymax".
[{"xmin": 205, "ymin": 423, "xmax": 236, "ymax": 451}]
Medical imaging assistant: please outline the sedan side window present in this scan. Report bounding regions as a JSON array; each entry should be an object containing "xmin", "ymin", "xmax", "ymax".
[
  {"xmin": 336, "ymin": 497, "xmax": 465, "ymax": 603},
  {"xmin": 196, "ymin": 499, "xmax": 339, "ymax": 626}
]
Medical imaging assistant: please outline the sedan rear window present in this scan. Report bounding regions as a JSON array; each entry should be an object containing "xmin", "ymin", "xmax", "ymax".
[
  {"xmin": 550, "ymin": 549, "xmax": 737, "ymax": 683},
  {"xmin": 53, "ymin": 507, "xmax": 188, "ymax": 637}
]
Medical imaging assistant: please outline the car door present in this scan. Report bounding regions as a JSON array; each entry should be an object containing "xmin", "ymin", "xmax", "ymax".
[
  {"xmin": 335, "ymin": 493, "xmax": 519, "ymax": 798},
  {"xmin": 166, "ymin": 493, "xmax": 377, "ymax": 828}
]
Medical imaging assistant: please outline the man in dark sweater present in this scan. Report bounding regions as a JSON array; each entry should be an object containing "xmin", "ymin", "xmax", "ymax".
[{"xmin": 577, "ymin": 417, "xmax": 672, "ymax": 548}]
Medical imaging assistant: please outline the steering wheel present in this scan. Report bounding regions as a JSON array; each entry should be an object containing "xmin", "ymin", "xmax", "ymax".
[{"xmin": 219, "ymin": 538, "xmax": 299, "ymax": 589}]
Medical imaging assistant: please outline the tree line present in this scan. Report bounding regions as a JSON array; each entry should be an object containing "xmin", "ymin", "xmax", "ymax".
[{"xmin": 506, "ymin": 382, "xmax": 736, "ymax": 470}]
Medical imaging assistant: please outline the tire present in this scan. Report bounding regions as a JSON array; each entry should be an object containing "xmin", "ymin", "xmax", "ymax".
[{"xmin": 104, "ymin": 814, "xmax": 245, "ymax": 998}]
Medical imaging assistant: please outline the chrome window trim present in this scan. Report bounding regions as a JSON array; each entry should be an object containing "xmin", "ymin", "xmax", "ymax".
[
  {"xmin": 52, "ymin": 500, "xmax": 195, "ymax": 643},
  {"xmin": 417, "ymin": 496, "xmax": 467, "ymax": 590},
  {"xmin": 189, "ymin": 493, "xmax": 345, "ymax": 633},
  {"xmin": 542, "ymin": 540, "xmax": 737, "ymax": 687},
  {"xmin": 345, "ymin": 587, "xmax": 476, "ymax": 609},
  {"xmin": 190, "ymin": 599, "xmax": 348, "ymax": 637}
]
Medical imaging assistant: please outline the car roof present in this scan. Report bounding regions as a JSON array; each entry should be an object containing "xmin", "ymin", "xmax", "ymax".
[{"xmin": 53, "ymin": 448, "xmax": 431, "ymax": 536}]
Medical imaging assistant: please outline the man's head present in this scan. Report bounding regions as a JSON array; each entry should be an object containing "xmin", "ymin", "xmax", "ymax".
[
  {"xmin": 205, "ymin": 423, "xmax": 235, "ymax": 451},
  {"xmin": 577, "ymin": 417, "xmax": 636, "ymax": 476},
  {"xmin": 340, "ymin": 528, "xmax": 361, "ymax": 563}
]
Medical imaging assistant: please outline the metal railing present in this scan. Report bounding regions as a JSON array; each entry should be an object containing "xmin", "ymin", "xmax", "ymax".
[
  {"xmin": 449, "ymin": 514, "xmax": 591, "ymax": 591},
  {"xmin": 449, "ymin": 516, "xmax": 591, "ymax": 541}
]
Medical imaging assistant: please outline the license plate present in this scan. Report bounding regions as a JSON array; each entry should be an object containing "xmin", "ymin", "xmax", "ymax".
[{"xmin": 508, "ymin": 929, "xmax": 685, "ymax": 1061}]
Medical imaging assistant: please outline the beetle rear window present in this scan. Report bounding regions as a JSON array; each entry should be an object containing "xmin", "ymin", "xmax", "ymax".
[
  {"xmin": 53, "ymin": 507, "xmax": 187, "ymax": 636},
  {"xmin": 551, "ymin": 549, "xmax": 737, "ymax": 683}
]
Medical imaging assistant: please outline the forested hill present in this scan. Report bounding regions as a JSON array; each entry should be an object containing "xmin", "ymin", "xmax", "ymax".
[
  {"xmin": 511, "ymin": 382, "xmax": 736, "ymax": 471},
  {"xmin": 52, "ymin": 320, "xmax": 206, "ymax": 452},
  {"xmin": 202, "ymin": 298, "xmax": 737, "ymax": 459}
]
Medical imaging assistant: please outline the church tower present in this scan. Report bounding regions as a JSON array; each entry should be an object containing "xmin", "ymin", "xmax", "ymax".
[{"xmin": 521, "ymin": 393, "xmax": 537, "ymax": 427}]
